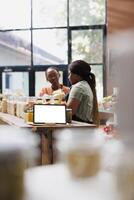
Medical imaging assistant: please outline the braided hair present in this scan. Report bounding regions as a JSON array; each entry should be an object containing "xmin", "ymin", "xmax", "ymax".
[{"xmin": 69, "ymin": 60, "xmax": 99, "ymax": 125}]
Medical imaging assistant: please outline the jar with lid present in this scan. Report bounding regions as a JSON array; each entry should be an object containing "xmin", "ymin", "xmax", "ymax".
[
  {"xmin": 7, "ymin": 95, "xmax": 17, "ymax": 115},
  {"xmin": 1, "ymin": 97, "xmax": 7, "ymax": 113},
  {"xmin": 66, "ymin": 108, "xmax": 72, "ymax": 123},
  {"xmin": 24, "ymin": 108, "xmax": 33, "ymax": 123},
  {"xmin": 43, "ymin": 95, "xmax": 51, "ymax": 104},
  {"xmin": 55, "ymin": 128, "xmax": 104, "ymax": 178},
  {"xmin": 0, "ymin": 126, "xmax": 39, "ymax": 200},
  {"xmin": 26, "ymin": 96, "xmax": 37, "ymax": 108},
  {"xmin": 36, "ymin": 97, "xmax": 44, "ymax": 104},
  {"xmin": 23, "ymin": 97, "xmax": 37, "ymax": 122},
  {"xmin": 16, "ymin": 96, "xmax": 27, "ymax": 118},
  {"xmin": 51, "ymin": 90, "xmax": 65, "ymax": 104}
]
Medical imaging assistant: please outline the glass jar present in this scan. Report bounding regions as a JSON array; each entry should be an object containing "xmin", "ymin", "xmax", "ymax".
[
  {"xmin": 66, "ymin": 108, "xmax": 72, "ymax": 123},
  {"xmin": 56, "ymin": 128, "xmax": 104, "ymax": 178},
  {"xmin": 27, "ymin": 96, "xmax": 37, "ymax": 107},
  {"xmin": 23, "ymin": 96, "xmax": 37, "ymax": 120},
  {"xmin": 36, "ymin": 97, "xmax": 43, "ymax": 104},
  {"xmin": 0, "ymin": 126, "xmax": 39, "ymax": 200},
  {"xmin": 52, "ymin": 89, "xmax": 65, "ymax": 102},
  {"xmin": 7, "ymin": 95, "xmax": 17, "ymax": 116},
  {"xmin": 42, "ymin": 95, "xmax": 51, "ymax": 104},
  {"xmin": 1, "ymin": 97, "xmax": 7, "ymax": 113},
  {"xmin": 16, "ymin": 96, "xmax": 27, "ymax": 118},
  {"xmin": 25, "ymin": 109, "xmax": 33, "ymax": 123}
]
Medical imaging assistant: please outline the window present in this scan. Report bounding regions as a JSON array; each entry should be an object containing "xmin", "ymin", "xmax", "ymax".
[
  {"xmin": 0, "ymin": 31, "xmax": 31, "ymax": 66},
  {"xmin": 0, "ymin": 0, "xmax": 31, "ymax": 29},
  {"xmin": 71, "ymin": 29, "xmax": 103, "ymax": 63},
  {"xmin": 71, "ymin": 28, "xmax": 104, "ymax": 100},
  {"xmin": 69, "ymin": 0, "xmax": 105, "ymax": 26},
  {"xmin": 33, "ymin": 29, "xmax": 68, "ymax": 65},
  {"xmin": 2, "ymin": 72, "xmax": 29, "ymax": 96},
  {"xmin": 33, "ymin": 0, "xmax": 67, "ymax": 27},
  {"xmin": 0, "ymin": 0, "xmax": 106, "ymax": 100}
]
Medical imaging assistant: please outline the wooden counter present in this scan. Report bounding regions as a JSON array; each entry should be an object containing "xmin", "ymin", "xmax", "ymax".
[
  {"xmin": 0, "ymin": 112, "xmax": 95, "ymax": 128},
  {"xmin": 0, "ymin": 112, "xmax": 96, "ymax": 165},
  {"xmin": 99, "ymin": 109, "xmax": 114, "ymax": 124}
]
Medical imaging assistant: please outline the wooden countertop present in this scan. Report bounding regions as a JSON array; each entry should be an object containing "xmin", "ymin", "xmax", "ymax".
[
  {"xmin": 0, "ymin": 112, "xmax": 96, "ymax": 128},
  {"xmin": 0, "ymin": 112, "xmax": 31, "ymax": 127}
]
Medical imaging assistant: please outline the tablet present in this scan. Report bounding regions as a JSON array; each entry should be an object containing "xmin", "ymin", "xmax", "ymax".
[{"xmin": 33, "ymin": 104, "xmax": 66, "ymax": 124}]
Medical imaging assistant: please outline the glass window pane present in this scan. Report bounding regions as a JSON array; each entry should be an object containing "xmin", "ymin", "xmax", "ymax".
[
  {"xmin": 72, "ymin": 29, "xmax": 103, "ymax": 63},
  {"xmin": 35, "ymin": 71, "xmax": 63, "ymax": 96},
  {"xmin": 33, "ymin": 29, "xmax": 67, "ymax": 65},
  {"xmin": 0, "ymin": 0, "xmax": 31, "ymax": 29},
  {"xmin": 2, "ymin": 72, "xmax": 29, "ymax": 96},
  {"xmin": 33, "ymin": 0, "xmax": 67, "ymax": 28},
  {"xmin": 0, "ymin": 31, "xmax": 31, "ymax": 66},
  {"xmin": 70, "ymin": 0, "xmax": 106, "ymax": 26},
  {"xmin": 91, "ymin": 65, "xmax": 103, "ymax": 101}
]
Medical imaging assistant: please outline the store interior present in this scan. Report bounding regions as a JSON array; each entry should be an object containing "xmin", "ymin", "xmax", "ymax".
[{"xmin": 0, "ymin": 0, "xmax": 134, "ymax": 200}]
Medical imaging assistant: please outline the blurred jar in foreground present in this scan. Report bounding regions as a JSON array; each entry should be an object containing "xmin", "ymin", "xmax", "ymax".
[
  {"xmin": 0, "ymin": 126, "xmax": 39, "ymax": 200},
  {"xmin": 56, "ymin": 128, "xmax": 104, "ymax": 178},
  {"xmin": 116, "ymin": 145, "xmax": 134, "ymax": 200}
]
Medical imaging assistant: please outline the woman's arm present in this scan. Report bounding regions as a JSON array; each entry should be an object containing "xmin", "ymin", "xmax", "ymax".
[{"xmin": 66, "ymin": 98, "xmax": 80, "ymax": 115}]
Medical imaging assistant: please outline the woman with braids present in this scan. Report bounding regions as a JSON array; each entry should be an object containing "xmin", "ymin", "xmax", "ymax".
[{"xmin": 67, "ymin": 60, "xmax": 99, "ymax": 126}]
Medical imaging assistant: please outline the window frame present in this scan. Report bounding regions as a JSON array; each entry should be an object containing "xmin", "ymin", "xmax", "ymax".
[{"xmin": 0, "ymin": 0, "xmax": 107, "ymax": 97}]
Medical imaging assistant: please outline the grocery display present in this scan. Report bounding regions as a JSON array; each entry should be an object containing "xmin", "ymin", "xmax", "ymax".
[{"xmin": 0, "ymin": 89, "xmax": 72, "ymax": 124}]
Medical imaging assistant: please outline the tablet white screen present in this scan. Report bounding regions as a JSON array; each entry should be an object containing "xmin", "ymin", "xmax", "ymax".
[{"xmin": 34, "ymin": 104, "xmax": 66, "ymax": 124}]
